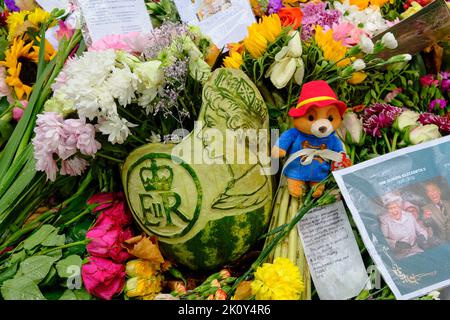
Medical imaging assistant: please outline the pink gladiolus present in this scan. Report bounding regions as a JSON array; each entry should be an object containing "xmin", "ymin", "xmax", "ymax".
[
  {"xmin": 86, "ymin": 215, "xmax": 133, "ymax": 263},
  {"xmin": 81, "ymin": 256, "xmax": 126, "ymax": 300}
]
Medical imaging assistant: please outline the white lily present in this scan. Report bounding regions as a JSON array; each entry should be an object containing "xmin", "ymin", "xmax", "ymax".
[{"xmin": 266, "ymin": 31, "xmax": 305, "ymax": 89}]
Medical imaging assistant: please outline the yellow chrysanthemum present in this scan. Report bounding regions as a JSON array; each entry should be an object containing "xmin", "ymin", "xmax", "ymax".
[
  {"xmin": 251, "ymin": 258, "xmax": 304, "ymax": 300},
  {"xmin": 223, "ymin": 51, "xmax": 244, "ymax": 69},
  {"xmin": 0, "ymin": 37, "xmax": 56, "ymax": 100},
  {"xmin": 315, "ymin": 25, "xmax": 351, "ymax": 67},
  {"xmin": 348, "ymin": 71, "xmax": 368, "ymax": 85},
  {"xmin": 26, "ymin": 8, "xmax": 50, "ymax": 26},
  {"xmin": 6, "ymin": 11, "xmax": 28, "ymax": 40}
]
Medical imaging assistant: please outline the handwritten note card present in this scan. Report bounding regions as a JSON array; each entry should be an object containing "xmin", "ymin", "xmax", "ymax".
[
  {"xmin": 298, "ymin": 201, "xmax": 368, "ymax": 300},
  {"xmin": 173, "ymin": 0, "xmax": 255, "ymax": 49},
  {"xmin": 77, "ymin": 0, "xmax": 153, "ymax": 43}
]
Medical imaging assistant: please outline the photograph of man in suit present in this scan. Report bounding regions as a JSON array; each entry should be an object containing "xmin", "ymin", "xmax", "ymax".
[{"xmin": 422, "ymin": 182, "xmax": 450, "ymax": 243}]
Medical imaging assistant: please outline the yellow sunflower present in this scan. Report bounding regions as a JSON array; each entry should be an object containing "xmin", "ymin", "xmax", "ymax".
[
  {"xmin": 243, "ymin": 14, "xmax": 282, "ymax": 59},
  {"xmin": 0, "ymin": 37, "xmax": 55, "ymax": 100},
  {"xmin": 314, "ymin": 25, "xmax": 352, "ymax": 67}
]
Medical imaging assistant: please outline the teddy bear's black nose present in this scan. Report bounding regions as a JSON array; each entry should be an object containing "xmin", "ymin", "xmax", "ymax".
[{"xmin": 319, "ymin": 126, "xmax": 327, "ymax": 133}]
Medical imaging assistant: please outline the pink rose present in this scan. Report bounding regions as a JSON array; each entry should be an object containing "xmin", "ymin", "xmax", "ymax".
[
  {"xmin": 88, "ymin": 192, "xmax": 125, "ymax": 213},
  {"xmin": 86, "ymin": 216, "xmax": 133, "ymax": 263},
  {"xmin": 96, "ymin": 202, "xmax": 132, "ymax": 227},
  {"xmin": 420, "ymin": 74, "xmax": 439, "ymax": 87},
  {"xmin": 81, "ymin": 256, "xmax": 126, "ymax": 300}
]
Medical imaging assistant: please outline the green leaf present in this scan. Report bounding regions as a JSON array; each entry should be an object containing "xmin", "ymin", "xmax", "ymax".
[
  {"xmin": 73, "ymin": 288, "xmax": 92, "ymax": 300},
  {"xmin": 0, "ymin": 262, "xmax": 18, "ymax": 286},
  {"xmin": 23, "ymin": 224, "xmax": 57, "ymax": 251},
  {"xmin": 56, "ymin": 255, "xmax": 82, "ymax": 278},
  {"xmin": 1, "ymin": 276, "xmax": 46, "ymax": 300},
  {"xmin": 58, "ymin": 289, "xmax": 77, "ymax": 300},
  {"xmin": 0, "ymin": 96, "xmax": 10, "ymax": 115},
  {"xmin": 40, "ymin": 266, "xmax": 58, "ymax": 287},
  {"xmin": 0, "ymin": 120, "xmax": 14, "ymax": 148},
  {"xmin": 0, "ymin": 37, "xmax": 8, "ymax": 61},
  {"xmin": 42, "ymin": 231, "xmax": 65, "ymax": 247},
  {"xmin": 9, "ymin": 250, "xmax": 27, "ymax": 264},
  {"xmin": 16, "ymin": 255, "xmax": 57, "ymax": 283},
  {"xmin": 46, "ymin": 249, "xmax": 63, "ymax": 260}
]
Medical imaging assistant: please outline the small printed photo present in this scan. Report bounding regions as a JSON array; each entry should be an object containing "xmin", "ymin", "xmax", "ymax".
[
  {"xmin": 376, "ymin": 177, "xmax": 450, "ymax": 260},
  {"xmin": 333, "ymin": 136, "xmax": 450, "ymax": 300},
  {"xmin": 195, "ymin": 0, "xmax": 232, "ymax": 21}
]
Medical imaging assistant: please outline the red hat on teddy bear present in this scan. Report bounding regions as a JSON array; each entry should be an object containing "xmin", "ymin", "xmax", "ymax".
[{"xmin": 288, "ymin": 80, "xmax": 347, "ymax": 118}]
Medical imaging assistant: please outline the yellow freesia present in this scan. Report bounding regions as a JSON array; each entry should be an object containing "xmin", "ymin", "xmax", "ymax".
[
  {"xmin": 251, "ymin": 258, "xmax": 304, "ymax": 300},
  {"xmin": 314, "ymin": 25, "xmax": 351, "ymax": 67},
  {"xmin": 223, "ymin": 51, "xmax": 243, "ymax": 69},
  {"xmin": 348, "ymin": 72, "xmax": 368, "ymax": 85}
]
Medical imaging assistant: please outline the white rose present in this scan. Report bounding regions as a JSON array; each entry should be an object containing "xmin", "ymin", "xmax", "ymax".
[
  {"xmin": 394, "ymin": 110, "xmax": 419, "ymax": 132},
  {"xmin": 352, "ymin": 59, "xmax": 366, "ymax": 71},
  {"xmin": 134, "ymin": 61, "xmax": 164, "ymax": 88},
  {"xmin": 408, "ymin": 124, "xmax": 441, "ymax": 145}
]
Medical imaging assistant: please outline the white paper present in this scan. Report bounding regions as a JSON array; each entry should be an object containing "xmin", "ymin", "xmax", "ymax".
[
  {"xmin": 77, "ymin": 0, "xmax": 153, "ymax": 43},
  {"xmin": 36, "ymin": 0, "xmax": 70, "ymax": 12},
  {"xmin": 173, "ymin": 0, "xmax": 256, "ymax": 49},
  {"xmin": 298, "ymin": 201, "xmax": 369, "ymax": 300}
]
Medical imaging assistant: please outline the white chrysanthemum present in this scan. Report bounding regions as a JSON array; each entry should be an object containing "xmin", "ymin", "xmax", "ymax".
[
  {"xmin": 97, "ymin": 115, "xmax": 137, "ymax": 144},
  {"xmin": 106, "ymin": 66, "xmax": 139, "ymax": 106}
]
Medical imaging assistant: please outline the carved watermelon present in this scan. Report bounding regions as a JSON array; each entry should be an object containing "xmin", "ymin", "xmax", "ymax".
[{"xmin": 122, "ymin": 68, "xmax": 272, "ymax": 270}]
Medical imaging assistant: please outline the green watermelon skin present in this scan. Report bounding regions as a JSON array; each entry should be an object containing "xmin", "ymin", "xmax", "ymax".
[{"xmin": 160, "ymin": 203, "xmax": 271, "ymax": 271}]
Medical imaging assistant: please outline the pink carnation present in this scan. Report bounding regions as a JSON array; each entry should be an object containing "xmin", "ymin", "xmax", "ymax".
[
  {"xmin": 420, "ymin": 74, "xmax": 439, "ymax": 87},
  {"xmin": 60, "ymin": 157, "xmax": 89, "ymax": 176},
  {"xmin": 81, "ymin": 256, "xmax": 126, "ymax": 300},
  {"xmin": 96, "ymin": 202, "xmax": 133, "ymax": 227},
  {"xmin": 63, "ymin": 118, "xmax": 101, "ymax": 156},
  {"xmin": 86, "ymin": 215, "xmax": 133, "ymax": 263}
]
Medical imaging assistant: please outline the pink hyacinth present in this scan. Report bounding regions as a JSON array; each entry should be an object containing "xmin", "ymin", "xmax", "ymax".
[
  {"xmin": 418, "ymin": 113, "xmax": 450, "ymax": 134},
  {"xmin": 81, "ymin": 256, "xmax": 126, "ymax": 300},
  {"xmin": 363, "ymin": 103, "xmax": 402, "ymax": 137}
]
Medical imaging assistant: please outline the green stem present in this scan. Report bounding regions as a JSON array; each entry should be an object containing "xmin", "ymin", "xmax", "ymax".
[
  {"xmin": 96, "ymin": 153, "xmax": 124, "ymax": 163},
  {"xmin": 37, "ymin": 240, "xmax": 89, "ymax": 256},
  {"xmin": 391, "ymin": 131, "xmax": 399, "ymax": 151},
  {"xmin": 61, "ymin": 205, "xmax": 96, "ymax": 228},
  {"xmin": 382, "ymin": 132, "xmax": 392, "ymax": 153}
]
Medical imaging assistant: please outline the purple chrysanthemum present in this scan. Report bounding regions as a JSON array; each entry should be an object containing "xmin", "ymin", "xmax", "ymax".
[
  {"xmin": 5, "ymin": 0, "xmax": 20, "ymax": 12},
  {"xmin": 429, "ymin": 99, "xmax": 447, "ymax": 112},
  {"xmin": 419, "ymin": 113, "xmax": 450, "ymax": 134},
  {"xmin": 300, "ymin": 2, "xmax": 341, "ymax": 40},
  {"xmin": 267, "ymin": 0, "xmax": 283, "ymax": 14},
  {"xmin": 362, "ymin": 103, "xmax": 402, "ymax": 137}
]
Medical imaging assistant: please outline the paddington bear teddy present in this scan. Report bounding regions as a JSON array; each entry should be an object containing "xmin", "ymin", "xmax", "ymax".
[{"xmin": 272, "ymin": 80, "xmax": 351, "ymax": 199}]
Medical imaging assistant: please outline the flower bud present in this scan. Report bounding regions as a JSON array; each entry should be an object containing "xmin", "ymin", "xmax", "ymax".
[
  {"xmin": 381, "ymin": 32, "xmax": 398, "ymax": 50},
  {"xmin": 337, "ymin": 111, "xmax": 364, "ymax": 145},
  {"xmin": 352, "ymin": 59, "xmax": 366, "ymax": 71},
  {"xmin": 406, "ymin": 124, "xmax": 441, "ymax": 145},
  {"xmin": 359, "ymin": 36, "xmax": 374, "ymax": 54},
  {"xmin": 220, "ymin": 269, "xmax": 231, "ymax": 279},
  {"xmin": 214, "ymin": 289, "xmax": 228, "ymax": 300}
]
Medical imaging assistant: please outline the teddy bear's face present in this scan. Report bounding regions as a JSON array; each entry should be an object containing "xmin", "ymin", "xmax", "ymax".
[{"xmin": 293, "ymin": 105, "xmax": 343, "ymax": 138}]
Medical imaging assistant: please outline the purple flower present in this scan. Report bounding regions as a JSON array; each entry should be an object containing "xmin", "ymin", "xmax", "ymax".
[
  {"xmin": 362, "ymin": 103, "xmax": 402, "ymax": 137},
  {"xmin": 5, "ymin": 0, "xmax": 20, "ymax": 12},
  {"xmin": 440, "ymin": 71, "xmax": 450, "ymax": 80},
  {"xmin": 267, "ymin": 0, "xmax": 283, "ymax": 14},
  {"xmin": 419, "ymin": 113, "xmax": 450, "ymax": 134},
  {"xmin": 441, "ymin": 79, "xmax": 450, "ymax": 92},
  {"xmin": 300, "ymin": 2, "xmax": 341, "ymax": 40},
  {"xmin": 429, "ymin": 99, "xmax": 447, "ymax": 112}
]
